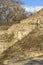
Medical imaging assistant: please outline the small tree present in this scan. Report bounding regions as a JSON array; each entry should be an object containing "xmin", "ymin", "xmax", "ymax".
[{"xmin": 0, "ymin": 0, "xmax": 28, "ymax": 25}]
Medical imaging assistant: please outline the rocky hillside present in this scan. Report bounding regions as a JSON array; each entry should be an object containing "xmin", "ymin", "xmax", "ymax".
[
  {"xmin": 20, "ymin": 8, "xmax": 43, "ymax": 24},
  {"xmin": 0, "ymin": 8, "xmax": 43, "ymax": 53},
  {"xmin": 0, "ymin": 28, "xmax": 43, "ymax": 65},
  {"xmin": 0, "ymin": 8, "xmax": 43, "ymax": 65}
]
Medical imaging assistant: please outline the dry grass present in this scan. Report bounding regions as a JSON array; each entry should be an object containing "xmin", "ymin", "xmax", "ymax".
[
  {"xmin": 0, "ymin": 25, "xmax": 10, "ymax": 30},
  {"xmin": 0, "ymin": 29, "xmax": 43, "ymax": 62},
  {"xmin": 0, "ymin": 32, "xmax": 14, "ymax": 42}
]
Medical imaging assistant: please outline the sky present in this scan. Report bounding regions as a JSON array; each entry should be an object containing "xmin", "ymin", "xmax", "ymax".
[
  {"xmin": 20, "ymin": 0, "xmax": 43, "ymax": 12},
  {"xmin": 21, "ymin": 0, "xmax": 43, "ymax": 6}
]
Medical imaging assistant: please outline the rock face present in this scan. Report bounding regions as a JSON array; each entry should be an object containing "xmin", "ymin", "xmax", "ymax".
[{"xmin": 0, "ymin": 8, "xmax": 43, "ymax": 65}]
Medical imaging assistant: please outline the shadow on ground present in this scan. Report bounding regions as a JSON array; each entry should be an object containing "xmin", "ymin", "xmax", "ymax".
[{"xmin": 24, "ymin": 59, "xmax": 43, "ymax": 65}]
